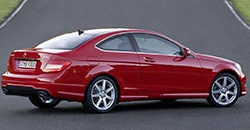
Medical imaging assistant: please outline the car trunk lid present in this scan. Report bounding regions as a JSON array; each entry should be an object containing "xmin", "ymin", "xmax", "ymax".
[{"xmin": 8, "ymin": 49, "xmax": 54, "ymax": 75}]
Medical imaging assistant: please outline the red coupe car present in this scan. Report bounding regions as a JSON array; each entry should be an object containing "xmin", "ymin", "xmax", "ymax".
[{"xmin": 1, "ymin": 28, "xmax": 247, "ymax": 113}]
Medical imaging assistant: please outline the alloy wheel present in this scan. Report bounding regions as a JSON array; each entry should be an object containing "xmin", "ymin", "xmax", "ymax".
[{"xmin": 207, "ymin": 73, "xmax": 240, "ymax": 107}]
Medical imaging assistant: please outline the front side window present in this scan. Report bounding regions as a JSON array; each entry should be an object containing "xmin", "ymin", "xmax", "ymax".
[
  {"xmin": 133, "ymin": 34, "xmax": 181, "ymax": 55},
  {"xmin": 96, "ymin": 35, "xmax": 132, "ymax": 51}
]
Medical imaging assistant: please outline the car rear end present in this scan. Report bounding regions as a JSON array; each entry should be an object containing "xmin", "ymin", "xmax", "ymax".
[
  {"xmin": 2, "ymin": 49, "xmax": 71, "ymax": 98},
  {"xmin": 1, "ymin": 30, "xmax": 97, "ymax": 101}
]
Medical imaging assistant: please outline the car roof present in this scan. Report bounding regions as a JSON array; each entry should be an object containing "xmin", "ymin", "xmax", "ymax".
[{"xmin": 83, "ymin": 28, "xmax": 152, "ymax": 35}]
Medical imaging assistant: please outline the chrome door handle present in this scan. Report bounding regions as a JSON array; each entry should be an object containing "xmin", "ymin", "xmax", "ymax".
[{"xmin": 143, "ymin": 57, "xmax": 155, "ymax": 62}]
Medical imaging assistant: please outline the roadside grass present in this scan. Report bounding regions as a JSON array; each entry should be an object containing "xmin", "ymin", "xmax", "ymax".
[
  {"xmin": 232, "ymin": 0, "xmax": 250, "ymax": 22},
  {"xmin": 0, "ymin": 0, "xmax": 21, "ymax": 22}
]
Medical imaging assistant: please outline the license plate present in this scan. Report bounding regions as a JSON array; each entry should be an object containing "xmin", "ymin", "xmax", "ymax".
[{"xmin": 18, "ymin": 61, "xmax": 37, "ymax": 68}]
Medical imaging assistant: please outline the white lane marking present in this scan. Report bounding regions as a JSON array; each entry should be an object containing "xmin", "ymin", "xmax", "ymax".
[
  {"xmin": 224, "ymin": 0, "xmax": 250, "ymax": 30},
  {"xmin": 1, "ymin": 0, "xmax": 249, "ymax": 31},
  {"xmin": 0, "ymin": 0, "xmax": 28, "ymax": 29}
]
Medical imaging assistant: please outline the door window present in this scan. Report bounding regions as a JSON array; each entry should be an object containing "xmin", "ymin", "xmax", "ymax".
[{"xmin": 133, "ymin": 34, "xmax": 181, "ymax": 55}]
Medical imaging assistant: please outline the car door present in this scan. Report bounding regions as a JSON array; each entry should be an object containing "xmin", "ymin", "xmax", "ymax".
[
  {"xmin": 95, "ymin": 34, "xmax": 143, "ymax": 94},
  {"xmin": 132, "ymin": 33, "xmax": 202, "ymax": 95}
]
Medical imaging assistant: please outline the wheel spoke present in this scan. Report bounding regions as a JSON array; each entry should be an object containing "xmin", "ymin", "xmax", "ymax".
[
  {"xmin": 102, "ymin": 80, "xmax": 106, "ymax": 90},
  {"xmin": 106, "ymin": 95, "xmax": 114, "ymax": 101},
  {"xmin": 103, "ymin": 99, "xmax": 108, "ymax": 108},
  {"xmin": 212, "ymin": 89, "xmax": 221, "ymax": 94},
  {"xmin": 223, "ymin": 77, "xmax": 227, "ymax": 86},
  {"xmin": 228, "ymin": 91, "xmax": 236, "ymax": 96},
  {"xmin": 224, "ymin": 94, "xmax": 229, "ymax": 103},
  {"xmin": 92, "ymin": 93, "xmax": 99, "ymax": 98},
  {"xmin": 96, "ymin": 98, "xmax": 102, "ymax": 107},
  {"xmin": 226, "ymin": 82, "xmax": 235, "ymax": 90},
  {"xmin": 105, "ymin": 87, "xmax": 113, "ymax": 93},
  {"xmin": 94, "ymin": 84, "xmax": 101, "ymax": 92},
  {"xmin": 217, "ymin": 94, "xmax": 224, "ymax": 102},
  {"xmin": 215, "ymin": 81, "xmax": 223, "ymax": 89}
]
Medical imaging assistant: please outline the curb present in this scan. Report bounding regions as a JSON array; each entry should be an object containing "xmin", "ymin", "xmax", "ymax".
[{"xmin": 0, "ymin": 0, "xmax": 28, "ymax": 29}]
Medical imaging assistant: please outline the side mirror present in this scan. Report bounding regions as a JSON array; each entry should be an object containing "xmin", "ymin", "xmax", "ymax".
[{"xmin": 182, "ymin": 47, "xmax": 190, "ymax": 57}]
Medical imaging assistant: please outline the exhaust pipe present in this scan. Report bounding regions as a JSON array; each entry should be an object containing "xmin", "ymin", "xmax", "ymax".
[
  {"xmin": 38, "ymin": 91, "xmax": 54, "ymax": 104},
  {"xmin": 2, "ymin": 88, "xmax": 8, "ymax": 95}
]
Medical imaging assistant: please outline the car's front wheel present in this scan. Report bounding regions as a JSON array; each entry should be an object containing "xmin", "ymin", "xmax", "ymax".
[
  {"xmin": 207, "ymin": 73, "xmax": 240, "ymax": 107},
  {"xmin": 83, "ymin": 76, "xmax": 118, "ymax": 113}
]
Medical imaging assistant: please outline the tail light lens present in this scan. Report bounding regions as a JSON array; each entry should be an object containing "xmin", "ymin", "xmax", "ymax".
[{"xmin": 43, "ymin": 60, "xmax": 71, "ymax": 73}]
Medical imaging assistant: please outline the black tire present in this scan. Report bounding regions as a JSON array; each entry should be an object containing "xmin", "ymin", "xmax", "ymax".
[
  {"xmin": 29, "ymin": 96, "xmax": 61, "ymax": 109},
  {"xmin": 83, "ymin": 76, "xmax": 118, "ymax": 113},
  {"xmin": 206, "ymin": 73, "xmax": 240, "ymax": 107},
  {"xmin": 161, "ymin": 99, "xmax": 177, "ymax": 103}
]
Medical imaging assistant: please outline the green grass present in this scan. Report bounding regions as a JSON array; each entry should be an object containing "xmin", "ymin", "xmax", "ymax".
[
  {"xmin": 0, "ymin": 0, "xmax": 21, "ymax": 22},
  {"xmin": 232, "ymin": 0, "xmax": 250, "ymax": 22}
]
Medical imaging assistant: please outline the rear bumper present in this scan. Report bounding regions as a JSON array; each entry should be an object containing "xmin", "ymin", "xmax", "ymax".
[
  {"xmin": 2, "ymin": 72, "xmax": 57, "ymax": 96},
  {"xmin": 2, "ymin": 85, "xmax": 51, "ymax": 97},
  {"xmin": 1, "ymin": 71, "xmax": 85, "ymax": 101}
]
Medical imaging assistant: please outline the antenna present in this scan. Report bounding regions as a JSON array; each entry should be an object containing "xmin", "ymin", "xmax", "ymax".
[{"xmin": 78, "ymin": 29, "xmax": 84, "ymax": 35}]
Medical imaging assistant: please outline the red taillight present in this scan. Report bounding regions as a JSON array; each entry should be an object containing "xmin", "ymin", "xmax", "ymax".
[{"xmin": 43, "ymin": 60, "xmax": 71, "ymax": 73}]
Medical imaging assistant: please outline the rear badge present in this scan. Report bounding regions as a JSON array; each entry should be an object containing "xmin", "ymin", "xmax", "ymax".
[{"xmin": 23, "ymin": 52, "xmax": 27, "ymax": 58}]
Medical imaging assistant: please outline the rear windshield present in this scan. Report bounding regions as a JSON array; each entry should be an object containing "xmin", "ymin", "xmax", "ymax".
[{"xmin": 35, "ymin": 32, "xmax": 96, "ymax": 50}]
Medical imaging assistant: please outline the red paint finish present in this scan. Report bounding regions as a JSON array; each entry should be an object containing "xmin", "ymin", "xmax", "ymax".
[{"xmin": 1, "ymin": 28, "xmax": 247, "ymax": 107}]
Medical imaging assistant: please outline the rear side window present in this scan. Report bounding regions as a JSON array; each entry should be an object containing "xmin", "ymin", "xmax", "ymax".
[
  {"xmin": 35, "ymin": 32, "xmax": 96, "ymax": 50},
  {"xmin": 96, "ymin": 35, "xmax": 133, "ymax": 51}
]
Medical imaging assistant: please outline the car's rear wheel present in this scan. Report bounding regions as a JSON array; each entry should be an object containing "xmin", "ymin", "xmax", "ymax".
[
  {"xmin": 83, "ymin": 76, "xmax": 118, "ymax": 113},
  {"xmin": 29, "ymin": 93, "xmax": 61, "ymax": 108},
  {"xmin": 207, "ymin": 73, "xmax": 240, "ymax": 107}
]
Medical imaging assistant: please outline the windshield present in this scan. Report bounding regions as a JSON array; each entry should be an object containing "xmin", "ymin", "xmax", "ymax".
[{"xmin": 35, "ymin": 32, "xmax": 96, "ymax": 50}]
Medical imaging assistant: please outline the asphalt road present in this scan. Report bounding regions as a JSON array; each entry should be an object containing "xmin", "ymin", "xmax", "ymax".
[{"xmin": 1, "ymin": 0, "xmax": 250, "ymax": 130}]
